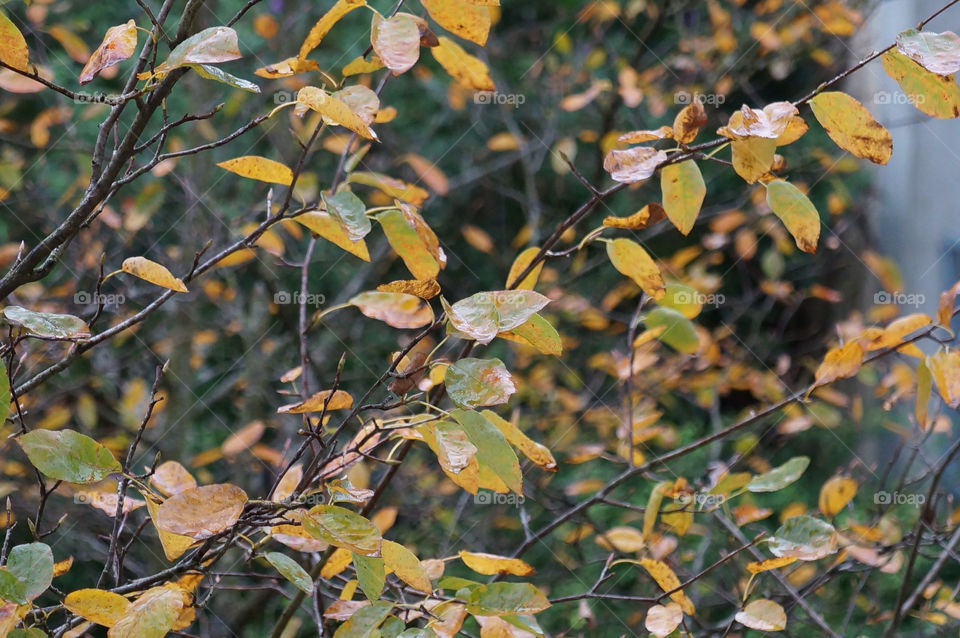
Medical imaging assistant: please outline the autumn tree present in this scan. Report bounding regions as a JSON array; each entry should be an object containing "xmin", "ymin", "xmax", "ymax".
[{"xmin": 2, "ymin": 1, "xmax": 960, "ymax": 637}]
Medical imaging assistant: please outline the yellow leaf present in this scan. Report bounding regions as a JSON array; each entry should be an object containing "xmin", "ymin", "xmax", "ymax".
[
  {"xmin": 296, "ymin": 86, "xmax": 378, "ymax": 141},
  {"xmin": 505, "ymin": 247, "xmax": 544, "ymax": 289},
  {"xmin": 64, "ymin": 589, "xmax": 131, "ymax": 628},
  {"xmin": 594, "ymin": 526, "xmax": 645, "ymax": 552},
  {"xmin": 343, "ymin": 54, "xmax": 385, "ymax": 76},
  {"xmin": 321, "ymin": 548, "xmax": 353, "ymax": 578},
  {"xmin": 299, "ymin": 0, "xmax": 366, "ymax": 60},
  {"xmin": 382, "ymin": 540, "xmax": 432, "ymax": 592},
  {"xmin": 293, "ymin": 211, "xmax": 371, "ymax": 261},
  {"xmin": 618, "ymin": 126, "xmax": 673, "ymax": 144},
  {"xmin": 254, "ymin": 56, "xmax": 320, "ymax": 78},
  {"xmin": 929, "ymin": 350, "xmax": 960, "ymax": 408},
  {"xmin": 421, "ymin": 0, "xmax": 491, "ymax": 46},
  {"xmin": 277, "ymin": 389, "xmax": 354, "ymax": 414},
  {"xmin": 809, "ymin": 91, "xmax": 892, "ymax": 165},
  {"xmin": 603, "ymin": 203, "xmax": 667, "ymax": 230},
  {"xmin": 108, "ymin": 586, "xmax": 186, "ymax": 638},
  {"xmin": 377, "ymin": 207, "xmax": 441, "ymax": 279},
  {"xmin": 818, "ymin": 476, "xmax": 857, "ymax": 516},
  {"xmin": 156, "ymin": 484, "xmax": 248, "ymax": 539},
  {"xmin": 121, "ymin": 256, "xmax": 188, "ymax": 293},
  {"xmin": 639, "ymin": 558, "xmax": 695, "ymax": 615},
  {"xmin": 746, "ymin": 555, "xmax": 797, "ymax": 574},
  {"xmin": 431, "ymin": 36, "xmax": 494, "ymax": 91},
  {"xmin": 217, "ymin": 156, "xmax": 294, "ymax": 186},
  {"xmin": 606, "ymin": 238, "xmax": 665, "ymax": 300},
  {"xmin": 882, "ymin": 50, "xmax": 960, "ymax": 119},
  {"xmin": 731, "ymin": 136, "xmax": 776, "ymax": 184},
  {"xmin": 661, "ymin": 161, "xmax": 705, "ymax": 235},
  {"xmin": 142, "ymin": 493, "xmax": 194, "ymax": 561},
  {"xmin": 0, "ymin": 10, "xmax": 29, "ymax": 71},
  {"xmin": 458, "ymin": 550, "xmax": 534, "ymax": 576},
  {"xmin": 80, "ymin": 20, "xmax": 137, "ymax": 84},
  {"xmin": 865, "ymin": 313, "xmax": 931, "ymax": 351},
  {"xmin": 481, "ymin": 410, "xmax": 557, "ymax": 471},
  {"xmin": 150, "ymin": 461, "xmax": 197, "ymax": 497},
  {"xmin": 765, "ymin": 180, "xmax": 820, "ymax": 254},
  {"xmin": 814, "ymin": 341, "xmax": 864, "ymax": 386},
  {"xmin": 735, "ymin": 599, "xmax": 787, "ymax": 631}
]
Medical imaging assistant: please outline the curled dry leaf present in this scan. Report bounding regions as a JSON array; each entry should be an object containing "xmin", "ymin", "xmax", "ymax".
[
  {"xmin": 719, "ymin": 102, "xmax": 798, "ymax": 139},
  {"xmin": 80, "ymin": 20, "xmax": 137, "ymax": 84},
  {"xmin": 349, "ymin": 291, "xmax": 435, "ymax": 329},
  {"xmin": 896, "ymin": 28, "xmax": 960, "ymax": 76},
  {"xmin": 277, "ymin": 389, "xmax": 354, "ymax": 414},
  {"xmin": 603, "ymin": 147, "xmax": 667, "ymax": 183},
  {"xmin": 673, "ymin": 101, "xmax": 707, "ymax": 144},
  {"xmin": 602, "ymin": 203, "xmax": 667, "ymax": 230},
  {"xmin": 121, "ymin": 256, "xmax": 188, "ymax": 292},
  {"xmin": 156, "ymin": 484, "xmax": 248, "ymax": 539}
]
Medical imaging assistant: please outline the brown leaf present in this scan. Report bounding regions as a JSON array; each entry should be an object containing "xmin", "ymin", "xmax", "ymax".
[
  {"xmin": 156, "ymin": 484, "xmax": 248, "ymax": 539},
  {"xmin": 80, "ymin": 20, "xmax": 137, "ymax": 84}
]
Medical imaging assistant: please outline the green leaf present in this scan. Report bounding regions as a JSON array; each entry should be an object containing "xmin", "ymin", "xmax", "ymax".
[
  {"xmin": 17, "ymin": 429, "xmax": 121, "ymax": 483},
  {"xmin": 188, "ymin": 64, "xmax": 260, "ymax": 92},
  {"xmin": 438, "ymin": 576, "xmax": 482, "ymax": 590},
  {"xmin": 333, "ymin": 600, "xmax": 393, "ymax": 638},
  {"xmin": 656, "ymin": 282, "xmax": 702, "ymax": 319},
  {"xmin": 881, "ymin": 49, "xmax": 960, "ymax": 119},
  {"xmin": 768, "ymin": 515, "xmax": 838, "ymax": 561},
  {"xmin": 645, "ymin": 307, "xmax": 698, "ymax": 354},
  {"xmin": 443, "ymin": 290, "xmax": 551, "ymax": 345},
  {"xmin": 464, "ymin": 582, "xmax": 551, "ymax": 616},
  {"xmin": 264, "ymin": 552, "xmax": 313, "ymax": 595},
  {"xmin": 3, "ymin": 306, "xmax": 90, "ymax": 340},
  {"xmin": 765, "ymin": 180, "xmax": 820, "ymax": 254},
  {"xmin": 450, "ymin": 409, "xmax": 522, "ymax": 493},
  {"xmin": 301, "ymin": 505, "xmax": 382, "ymax": 556},
  {"xmin": 397, "ymin": 628, "xmax": 437, "ymax": 638},
  {"xmin": 503, "ymin": 313, "xmax": 562, "ymax": 356},
  {"xmin": 748, "ymin": 456, "xmax": 810, "ymax": 493},
  {"xmin": 0, "ymin": 569, "xmax": 26, "ymax": 605},
  {"xmin": 160, "ymin": 26, "xmax": 241, "ymax": 71},
  {"xmin": 9, "ymin": 629, "xmax": 48, "ymax": 638},
  {"xmin": 660, "ymin": 160, "xmax": 705, "ymax": 235},
  {"xmin": 323, "ymin": 191, "xmax": 371, "ymax": 241},
  {"xmin": 378, "ymin": 208, "xmax": 441, "ymax": 280},
  {"xmin": 352, "ymin": 552, "xmax": 386, "ymax": 600},
  {"xmin": 445, "ymin": 358, "xmax": 516, "ymax": 408},
  {"xmin": 7, "ymin": 543, "xmax": 53, "ymax": 601}
]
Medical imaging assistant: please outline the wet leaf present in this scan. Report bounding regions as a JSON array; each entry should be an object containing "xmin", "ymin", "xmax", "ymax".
[
  {"xmin": 349, "ymin": 291, "xmax": 435, "ymax": 329},
  {"xmin": 464, "ymin": 583, "xmax": 550, "ymax": 616},
  {"xmin": 156, "ymin": 484, "xmax": 248, "ymax": 539},
  {"xmin": 444, "ymin": 290, "xmax": 550, "ymax": 345},
  {"xmin": 121, "ymin": 256, "xmax": 188, "ymax": 292},
  {"xmin": 3, "ymin": 306, "xmax": 90, "ymax": 340},
  {"xmin": 896, "ymin": 29, "xmax": 960, "ymax": 76},
  {"xmin": 809, "ymin": 92, "xmax": 892, "ymax": 164},
  {"xmin": 18, "ymin": 429, "xmax": 121, "ymax": 483},
  {"xmin": 445, "ymin": 358, "xmax": 516, "ymax": 408},
  {"xmin": 158, "ymin": 26, "xmax": 241, "ymax": 73},
  {"xmin": 302, "ymin": 505, "xmax": 382, "ymax": 556},
  {"xmin": 768, "ymin": 515, "xmax": 838, "ymax": 560},
  {"xmin": 748, "ymin": 456, "xmax": 809, "ymax": 492},
  {"xmin": 450, "ymin": 409, "xmax": 521, "ymax": 493},
  {"xmin": 322, "ymin": 191, "xmax": 370, "ymax": 241},
  {"xmin": 188, "ymin": 63, "xmax": 259, "ymax": 92},
  {"xmin": 80, "ymin": 20, "xmax": 137, "ymax": 84},
  {"xmin": 7, "ymin": 543, "xmax": 52, "ymax": 601},
  {"xmin": 765, "ymin": 180, "xmax": 820, "ymax": 254},
  {"xmin": 217, "ymin": 156, "xmax": 293, "ymax": 185}
]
